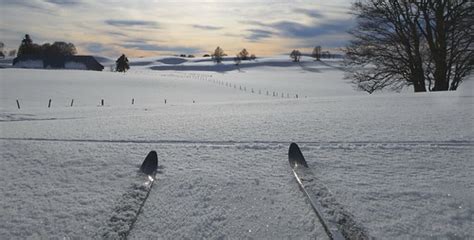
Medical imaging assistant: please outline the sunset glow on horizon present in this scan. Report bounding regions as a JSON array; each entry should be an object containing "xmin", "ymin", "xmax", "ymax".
[{"xmin": 0, "ymin": 0, "xmax": 354, "ymax": 57}]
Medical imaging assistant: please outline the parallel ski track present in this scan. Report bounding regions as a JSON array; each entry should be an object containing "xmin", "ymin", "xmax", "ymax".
[{"xmin": 1, "ymin": 137, "xmax": 472, "ymax": 148}]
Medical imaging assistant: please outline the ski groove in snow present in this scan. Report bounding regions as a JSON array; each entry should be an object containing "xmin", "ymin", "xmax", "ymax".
[{"xmin": 1, "ymin": 137, "xmax": 472, "ymax": 148}]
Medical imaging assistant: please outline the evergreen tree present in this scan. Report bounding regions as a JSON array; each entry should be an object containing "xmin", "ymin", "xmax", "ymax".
[
  {"xmin": 18, "ymin": 34, "xmax": 40, "ymax": 56},
  {"xmin": 116, "ymin": 54, "xmax": 130, "ymax": 72}
]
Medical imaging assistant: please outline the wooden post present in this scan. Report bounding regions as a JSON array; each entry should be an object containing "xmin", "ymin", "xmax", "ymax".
[
  {"xmin": 132, "ymin": 98, "xmax": 135, "ymax": 105},
  {"xmin": 16, "ymin": 99, "xmax": 20, "ymax": 109},
  {"xmin": 48, "ymin": 99, "xmax": 52, "ymax": 108},
  {"xmin": 101, "ymin": 99, "xmax": 104, "ymax": 106},
  {"xmin": 70, "ymin": 99, "xmax": 74, "ymax": 107}
]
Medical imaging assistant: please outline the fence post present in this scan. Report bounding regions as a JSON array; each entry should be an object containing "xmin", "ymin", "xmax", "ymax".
[
  {"xmin": 71, "ymin": 99, "xmax": 74, "ymax": 107},
  {"xmin": 132, "ymin": 98, "xmax": 135, "ymax": 105},
  {"xmin": 16, "ymin": 99, "xmax": 20, "ymax": 109},
  {"xmin": 48, "ymin": 99, "xmax": 52, "ymax": 108},
  {"xmin": 101, "ymin": 99, "xmax": 104, "ymax": 106}
]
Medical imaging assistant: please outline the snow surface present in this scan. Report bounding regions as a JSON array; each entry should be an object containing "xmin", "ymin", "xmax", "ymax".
[{"xmin": 0, "ymin": 56, "xmax": 473, "ymax": 239}]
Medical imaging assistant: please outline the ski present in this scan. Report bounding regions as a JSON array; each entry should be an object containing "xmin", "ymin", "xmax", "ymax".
[
  {"xmin": 289, "ymin": 143, "xmax": 369, "ymax": 240},
  {"xmin": 101, "ymin": 151, "xmax": 158, "ymax": 239}
]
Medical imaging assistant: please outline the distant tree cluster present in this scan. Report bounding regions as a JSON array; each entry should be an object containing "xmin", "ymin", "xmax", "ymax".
[
  {"xmin": 346, "ymin": 1, "xmax": 473, "ymax": 93},
  {"xmin": 116, "ymin": 54, "xmax": 130, "ymax": 72},
  {"xmin": 17, "ymin": 34, "xmax": 77, "ymax": 58}
]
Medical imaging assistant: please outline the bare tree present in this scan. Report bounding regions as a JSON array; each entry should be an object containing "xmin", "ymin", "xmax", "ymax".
[
  {"xmin": 312, "ymin": 46, "xmax": 321, "ymax": 61},
  {"xmin": 290, "ymin": 49, "xmax": 301, "ymax": 62},
  {"xmin": 345, "ymin": 1, "xmax": 427, "ymax": 93},
  {"xmin": 416, "ymin": 1, "xmax": 473, "ymax": 91},
  {"xmin": 234, "ymin": 55, "xmax": 241, "ymax": 70},
  {"xmin": 238, "ymin": 48, "xmax": 249, "ymax": 60},
  {"xmin": 0, "ymin": 42, "xmax": 4, "ymax": 59},
  {"xmin": 212, "ymin": 46, "xmax": 225, "ymax": 63},
  {"xmin": 346, "ymin": 0, "xmax": 473, "ymax": 93}
]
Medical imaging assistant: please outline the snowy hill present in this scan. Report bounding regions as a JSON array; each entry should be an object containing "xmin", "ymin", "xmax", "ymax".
[{"xmin": 0, "ymin": 56, "xmax": 473, "ymax": 239}]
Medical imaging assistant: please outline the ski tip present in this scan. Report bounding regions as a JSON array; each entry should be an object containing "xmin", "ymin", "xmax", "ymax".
[
  {"xmin": 140, "ymin": 151, "xmax": 158, "ymax": 175},
  {"xmin": 289, "ymin": 143, "xmax": 308, "ymax": 168}
]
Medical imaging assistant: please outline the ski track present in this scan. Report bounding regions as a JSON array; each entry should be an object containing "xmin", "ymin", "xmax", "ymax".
[{"xmin": 1, "ymin": 137, "xmax": 472, "ymax": 149}]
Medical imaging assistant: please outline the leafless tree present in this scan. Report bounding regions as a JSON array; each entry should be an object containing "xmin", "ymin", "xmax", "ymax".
[
  {"xmin": 345, "ymin": 1, "xmax": 427, "ymax": 93},
  {"xmin": 212, "ymin": 46, "xmax": 225, "ymax": 63},
  {"xmin": 312, "ymin": 46, "xmax": 321, "ymax": 61},
  {"xmin": 416, "ymin": 0, "xmax": 473, "ymax": 91},
  {"xmin": 290, "ymin": 49, "xmax": 301, "ymax": 62},
  {"xmin": 345, "ymin": 0, "xmax": 472, "ymax": 93}
]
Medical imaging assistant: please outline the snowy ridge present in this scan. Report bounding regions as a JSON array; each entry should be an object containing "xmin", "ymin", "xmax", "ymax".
[{"xmin": 100, "ymin": 172, "xmax": 155, "ymax": 239}]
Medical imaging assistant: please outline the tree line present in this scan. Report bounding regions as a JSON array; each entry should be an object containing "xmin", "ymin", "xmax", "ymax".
[
  {"xmin": 16, "ymin": 34, "xmax": 77, "ymax": 58},
  {"xmin": 346, "ymin": 0, "xmax": 473, "ymax": 93}
]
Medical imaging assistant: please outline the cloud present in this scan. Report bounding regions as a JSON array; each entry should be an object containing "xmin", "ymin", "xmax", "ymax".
[
  {"xmin": 105, "ymin": 20, "xmax": 159, "ymax": 27},
  {"xmin": 192, "ymin": 25, "xmax": 223, "ymax": 31},
  {"xmin": 121, "ymin": 43, "xmax": 202, "ymax": 53},
  {"xmin": 293, "ymin": 8, "xmax": 325, "ymax": 19},
  {"xmin": 45, "ymin": 0, "xmax": 83, "ymax": 6},
  {"xmin": 245, "ymin": 29, "xmax": 274, "ymax": 42},
  {"xmin": 271, "ymin": 19, "xmax": 353, "ymax": 38},
  {"xmin": 85, "ymin": 43, "xmax": 110, "ymax": 52}
]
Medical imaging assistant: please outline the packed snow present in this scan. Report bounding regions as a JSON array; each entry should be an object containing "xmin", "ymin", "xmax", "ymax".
[{"xmin": 0, "ymin": 56, "xmax": 473, "ymax": 239}]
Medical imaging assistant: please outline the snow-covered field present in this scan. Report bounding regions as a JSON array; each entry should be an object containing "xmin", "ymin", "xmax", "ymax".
[{"xmin": 0, "ymin": 56, "xmax": 473, "ymax": 239}]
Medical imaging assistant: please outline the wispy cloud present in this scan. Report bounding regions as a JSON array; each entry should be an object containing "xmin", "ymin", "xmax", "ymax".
[
  {"xmin": 192, "ymin": 24, "xmax": 223, "ymax": 31},
  {"xmin": 121, "ymin": 43, "xmax": 202, "ymax": 54},
  {"xmin": 85, "ymin": 42, "xmax": 114, "ymax": 53},
  {"xmin": 105, "ymin": 20, "xmax": 159, "ymax": 27},
  {"xmin": 45, "ymin": 0, "xmax": 83, "ymax": 6},
  {"xmin": 293, "ymin": 8, "xmax": 325, "ymax": 19},
  {"xmin": 245, "ymin": 29, "xmax": 274, "ymax": 42}
]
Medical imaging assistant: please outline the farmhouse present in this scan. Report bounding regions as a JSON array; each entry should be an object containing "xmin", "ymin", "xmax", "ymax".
[{"xmin": 13, "ymin": 55, "xmax": 104, "ymax": 71}]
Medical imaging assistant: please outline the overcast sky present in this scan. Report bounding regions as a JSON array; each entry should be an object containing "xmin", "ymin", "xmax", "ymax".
[{"xmin": 0, "ymin": 0, "xmax": 354, "ymax": 57}]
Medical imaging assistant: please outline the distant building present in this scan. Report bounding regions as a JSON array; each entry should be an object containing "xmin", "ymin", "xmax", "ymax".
[{"xmin": 13, "ymin": 55, "xmax": 104, "ymax": 71}]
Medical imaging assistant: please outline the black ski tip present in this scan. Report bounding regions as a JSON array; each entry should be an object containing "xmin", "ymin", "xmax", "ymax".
[
  {"xmin": 289, "ymin": 143, "xmax": 308, "ymax": 168},
  {"xmin": 140, "ymin": 151, "xmax": 158, "ymax": 175}
]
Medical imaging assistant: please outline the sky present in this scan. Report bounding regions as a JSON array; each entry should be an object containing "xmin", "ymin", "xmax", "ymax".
[{"xmin": 0, "ymin": 0, "xmax": 354, "ymax": 57}]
